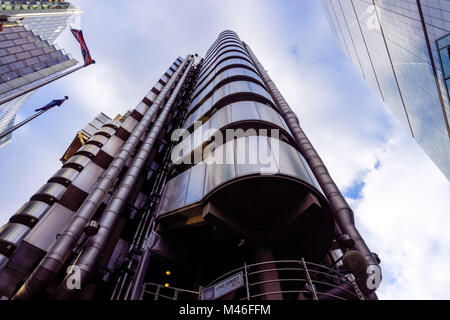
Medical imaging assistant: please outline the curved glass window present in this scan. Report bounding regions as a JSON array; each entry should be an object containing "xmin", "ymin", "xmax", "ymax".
[
  {"xmin": 207, "ymin": 34, "xmax": 240, "ymax": 54},
  {"xmin": 206, "ymin": 38, "xmax": 243, "ymax": 55},
  {"xmin": 203, "ymin": 45, "xmax": 248, "ymax": 73},
  {"xmin": 207, "ymin": 37, "xmax": 240, "ymax": 56},
  {"xmin": 195, "ymin": 57, "xmax": 257, "ymax": 92},
  {"xmin": 158, "ymin": 138, "xmax": 321, "ymax": 217},
  {"xmin": 198, "ymin": 53, "xmax": 254, "ymax": 86},
  {"xmin": 205, "ymin": 40, "xmax": 244, "ymax": 62},
  {"xmin": 186, "ymin": 81, "xmax": 275, "ymax": 125},
  {"xmin": 174, "ymin": 102, "xmax": 291, "ymax": 164},
  {"xmin": 211, "ymin": 33, "xmax": 238, "ymax": 46},
  {"xmin": 203, "ymin": 44, "xmax": 245, "ymax": 67},
  {"xmin": 192, "ymin": 68, "xmax": 264, "ymax": 107},
  {"xmin": 206, "ymin": 39, "xmax": 243, "ymax": 59},
  {"xmin": 200, "ymin": 48, "xmax": 249, "ymax": 79},
  {"xmin": 157, "ymin": 169, "xmax": 190, "ymax": 214}
]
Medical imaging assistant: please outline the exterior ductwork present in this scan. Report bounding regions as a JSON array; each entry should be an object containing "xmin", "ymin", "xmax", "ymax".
[
  {"xmin": 12, "ymin": 59, "xmax": 190, "ymax": 300},
  {"xmin": 1, "ymin": 31, "xmax": 381, "ymax": 301},
  {"xmin": 52, "ymin": 58, "xmax": 194, "ymax": 299},
  {"xmin": 241, "ymin": 41, "xmax": 381, "ymax": 290}
]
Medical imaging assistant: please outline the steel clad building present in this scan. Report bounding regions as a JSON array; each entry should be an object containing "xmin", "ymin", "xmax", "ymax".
[{"xmin": 0, "ymin": 31, "xmax": 381, "ymax": 301}]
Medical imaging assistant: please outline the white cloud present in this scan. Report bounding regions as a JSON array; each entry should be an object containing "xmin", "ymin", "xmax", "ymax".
[
  {"xmin": 353, "ymin": 125, "xmax": 450, "ymax": 299},
  {"xmin": 0, "ymin": 0, "xmax": 448, "ymax": 300}
]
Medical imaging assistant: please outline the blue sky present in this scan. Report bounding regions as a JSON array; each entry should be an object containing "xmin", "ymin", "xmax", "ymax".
[{"xmin": 0, "ymin": 0, "xmax": 449, "ymax": 299}]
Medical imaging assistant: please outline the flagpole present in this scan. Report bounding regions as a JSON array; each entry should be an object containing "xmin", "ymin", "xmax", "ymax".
[
  {"xmin": 0, "ymin": 97, "xmax": 69, "ymax": 141},
  {"xmin": 0, "ymin": 64, "xmax": 86, "ymax": 106},
  {"xmin": 0, "ymin": 109, "xmax": 49, "ymax": 141}
]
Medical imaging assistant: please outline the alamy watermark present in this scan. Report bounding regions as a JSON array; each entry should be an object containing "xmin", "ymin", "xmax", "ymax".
[
  {"xmin": 66, "ymin": 265, "xmax": 81, "ymax": 290},
  {"xmin": 171, "ymin": 121, "xmax": 280, "ymax": 175}
]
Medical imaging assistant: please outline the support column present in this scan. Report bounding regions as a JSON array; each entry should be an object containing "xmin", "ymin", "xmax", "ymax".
[{"xmin": 255, "ymin": 247, "xmax": 282, "ymax": 300}]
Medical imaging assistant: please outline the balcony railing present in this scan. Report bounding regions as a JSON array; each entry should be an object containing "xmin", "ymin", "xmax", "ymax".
[{"xmin": 140, "ymin": 259, "xmax": 366, "ymax": 301}]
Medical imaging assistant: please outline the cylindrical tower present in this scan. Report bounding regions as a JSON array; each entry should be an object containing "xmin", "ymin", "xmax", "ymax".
[
  {"xmin": 1, "ymin": 31, "xmax": 381, "ymax": 301},
  {"xmin": 129, "ymin": 31, "xmax": 381, "ymax": 301}
]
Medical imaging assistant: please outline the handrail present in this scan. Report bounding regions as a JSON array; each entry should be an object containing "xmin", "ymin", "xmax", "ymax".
[{"xmin": 141, "ymin": 260, "xmax": 364, "ymax": 301}]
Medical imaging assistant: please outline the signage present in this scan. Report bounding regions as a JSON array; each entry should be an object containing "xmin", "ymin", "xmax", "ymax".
[{"xmin": 201, "ymin": 272, "xmax": 244, "ymax": 300}]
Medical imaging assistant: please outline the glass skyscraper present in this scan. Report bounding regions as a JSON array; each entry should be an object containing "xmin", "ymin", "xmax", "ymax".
[
  {"xmin": 0, "ymin": 0, "xmax": 81, "ymax": 147},
  {"xmin": 321, "ymin": 0, "xmax": 450, "ymax": 181}
]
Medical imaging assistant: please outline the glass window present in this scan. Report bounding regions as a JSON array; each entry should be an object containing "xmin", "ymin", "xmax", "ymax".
[
  {"xmin": 30, "ymin": 48, "xmax": 44, "ymax": 57},
  {"xmin": 257, "ymin": 104, "xmax": 284, "ymax": 128},
  {"xmin": 9, "ymin": 61, "xmax": 25, "ymax": 70},
  {"xmin": 18, "ymin": 66, "xmax": 34, "ymax": 76},
  {"xmin": 230, "ymin": 101, "xmax": 260, "ymax": 123},
  {"xmin": 438, "ymin": 34, "xmax": 450, "ymax": 108},
  {"xmin": 204, "ymin": 141, "xmax": 236, "ymax": 194},
  {"xmin": 270, "ymin": 138, "xmax": 310, "ymax": 182},
  {"xmin": 0, "ymin": 40, "xmax": 14, "ymax": 48},
  {"xmin": 1, "ymin": 71, "xmax": 19, "ymax": 82},
  {"xmin": 185, "ymin": 163, "xmax": 206, "ymax": 206},
  {"xmin": 25, "ymin": 56, "xmax": 39, "ymax": 66},
  {"xmin": 209, "ymin": 106, "xmax": 231, "ymax": 131},
  {"xmin": 16, "ymin": 51, "xmax": 32, "ymax": 60},
  {"xmin": 32, "ymin": 62, "xmax": 47, "ymax": 71},
  {"xmin": 236, "ymin": 136, "xmax": 266, "ymax": 176},
  {"xmin": 13, "ymin": 38, "xmax": 27, "ymax": 46},
  {"xmin": 7, "ymin": 46, "xmax": 22, "ymax": 55},
  {"xmin": 0, "ymin": 65, "xmax": 10, "ymax": 75},
  {"xmin": 165, "ymin": 169, "xmax": 190, "ymax": 214},
  {"xmin": 0, "ymin": 55, "xmax": 16, "ymax": 64}
]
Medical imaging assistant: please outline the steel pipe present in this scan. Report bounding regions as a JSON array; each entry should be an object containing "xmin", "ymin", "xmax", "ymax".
[
  {"xmin": 13, "ymin": 58, "xmax": 190, "ymax": 300},
  {"xmin": 52, "ymin": 58, "xmax": 194, "ymax": 300},
  {"xmin": 124, "ymin": 67, "xmax": 201, "ymax": 301},
  {"xmin": 242, "ymin": 41, "xmax": 380, "ymax": 292}
]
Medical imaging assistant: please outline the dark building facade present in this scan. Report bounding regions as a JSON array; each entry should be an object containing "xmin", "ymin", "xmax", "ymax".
[{"xmin": 0, "ymin": 31, "xmax": 381, "ymax": 300}]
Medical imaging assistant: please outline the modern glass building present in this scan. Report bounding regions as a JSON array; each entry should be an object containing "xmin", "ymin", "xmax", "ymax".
[
  {"xmin": 321, "ymin": 0, "xmax": 450, "ymax": 180},
  {"xmin": 1, "ymin": 0, "xmax": 82, "ymax": 42},
  {"xmin": 0, "ymin": 0, "xmax": 81, "ymax": 147},
  {"xmin": 0, "ymin": 31, "xmax": 381, "ymax": 301}
]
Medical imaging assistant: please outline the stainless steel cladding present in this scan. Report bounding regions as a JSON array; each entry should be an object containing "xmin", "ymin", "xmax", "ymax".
[
  {"xmin": 63, "ymin": 155, "xmax": 92, "ymax": 171},
  {"xmin": 31, "ymin": 183, "xmax": 67, "ymax": 204},
  {"xmin": 50, "ymin": 58, "xmax": 195, "ymax": 299},
  {"xmin": 9, "ymin": 201, "xmax": 51, "ymax": 227},
  {"xmin": 48, "ymin": 168, "xmax": 80, "ymax": 187},
  {"xmin": 0, "ymin": 224, "xmax": 30, "ymax": 257},
  {"xmin": 75, "ymin": 144, "xmax": 101, "ymax": 158},
  {"xmin": 12, "ymin": 57, "xmax": 191, "ymax": 300},
  {"xmin": 159, "ymin": 137, "xmax": 320, "ymax": 217}
]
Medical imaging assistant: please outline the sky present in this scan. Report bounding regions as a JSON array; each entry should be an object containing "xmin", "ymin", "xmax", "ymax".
[{"xmin": 0, "ymin": 0, "xmax": 449, "ymax": 300}]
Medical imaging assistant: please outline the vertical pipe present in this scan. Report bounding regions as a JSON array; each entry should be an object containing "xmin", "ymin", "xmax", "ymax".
[
  {"xmin": 52, "ymin": 59, "xmax": 194, "ymax": 300},
  {"xmin": 13, "ymin": 58, "xmax": 190, "ymax": 300},
  {"xmin": 242, "ymin": 42, "xmax": 380, "ymax": 292},
  {"xmin": 128, "ymin": 247, "xmax": 153, "ymax": 300},
  {"xmin": 254, "ymin": 247, "xmax": 283, "ymax": 301},
  {"xmin": 126, "ymin": 65, "xmax": 201, "ymax": 301}
]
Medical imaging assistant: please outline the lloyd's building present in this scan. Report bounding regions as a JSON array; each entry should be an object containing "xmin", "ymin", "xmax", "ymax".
[{"xmin": 0, "ymin": 31, "xmax": 381, "ymax": 300}]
